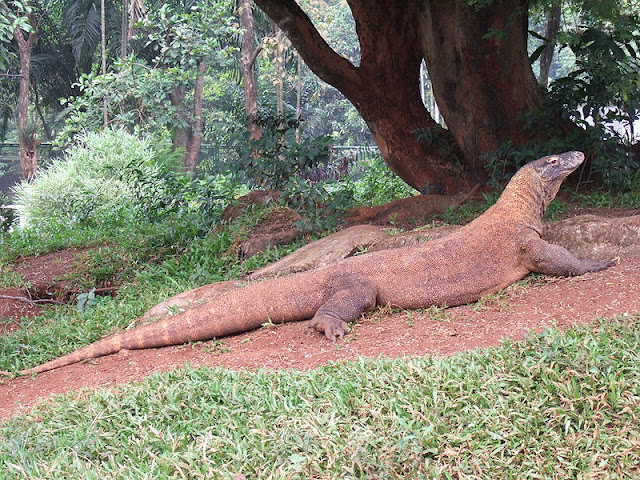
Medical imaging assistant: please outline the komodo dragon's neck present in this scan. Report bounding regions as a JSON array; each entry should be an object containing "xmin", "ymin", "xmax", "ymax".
[{"xmin": 478, "ymin": 165, "xmax": 549, "ymax": 234}]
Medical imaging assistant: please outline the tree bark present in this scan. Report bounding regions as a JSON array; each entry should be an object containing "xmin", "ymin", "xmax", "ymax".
[
  {"xmin": 101, "ymin": 0, "xmax": 108, "ymax": 127},
  {"xmin": 254, "ymin": 0, "xmax": 462, "ymax": 193},
  {"xmin": 33, "ymin": 83, "xmax": 53, "ymax": 141},
  {"xmin": 15, "ymin": 18, "xmax": 38, "ymax": 181},
  {"xmin": 239, "ymin": 0, "xmax": 262, "ymax": 141},
  {"xmin": 254, "ymin": 0, "xmax": 544, "ymax": 193},
  {"xmin": 419, "ymin": 0, "xmax": 543, "ymax": 180},
  {"xmin": 170, "ymin": 61, "xmax": 205, "ymax": 173},
  {"xmin": 182, "ymin": 60, "xmax": 205, "ymax": 173},
  {"xmin": 296, "ymin": 52, "xmax": 302, "ymax": 142},
  {"xmin": 170, "ymin": 85, "xmax": 189, "ymax": 153},
  {"xmin": 538, "ymin": 0, "xmax": 562, "ymax": 88},
  {"xmin": 121, "ymin": 0, "xmax": 129, "ymax": 57},
  {"xmin": 274, "ymin": 27, "xmax": 285, "ymax": 117},
  {"xmin": 0, "ymin": 110, "xmax": 9, "ymax": 143}
]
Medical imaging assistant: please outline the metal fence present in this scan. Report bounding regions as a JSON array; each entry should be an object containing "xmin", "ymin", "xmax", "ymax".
[
  {"xmin": 197, "ymin": 144, "xmax": 380, "ymax": 176},
  {"xmin": 0, "ymin": 144, "xmax": 22, "ymax": 193},
  {"xmin": 0, "ymin": 143, "xmax": 380, "ymax": 193},
  {"xmin": 0, "ymin": 143, "xmax": 64, "ymax": 193}
]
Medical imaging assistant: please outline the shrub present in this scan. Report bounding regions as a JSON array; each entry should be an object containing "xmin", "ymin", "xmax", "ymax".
[
  {"xmin": 350, "ymin": 155, "xmax": 418, "ymax": 205},
  {"xmin": 12, "ymin": 129, "xmax": 177, "ymax": 229},
  {"xmin": 0, "ymin": 192, "xmax": 16, "ymax": 233}
]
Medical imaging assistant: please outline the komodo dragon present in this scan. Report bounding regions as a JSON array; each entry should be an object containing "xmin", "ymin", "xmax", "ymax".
[{"xmin": 5, "ymin": 151, "xmax": 614, "ymax": 375}]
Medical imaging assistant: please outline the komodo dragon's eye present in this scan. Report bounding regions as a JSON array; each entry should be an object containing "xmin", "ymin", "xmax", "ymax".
[{"xmin": 547, "ymin": 157, "xmax": 559, "ymax": 166}]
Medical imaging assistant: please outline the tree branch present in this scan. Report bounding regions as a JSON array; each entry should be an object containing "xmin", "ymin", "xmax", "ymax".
[
  {"xmin": 253, "ymin": 0, "xmax": 363, "ymax": 97},
  {"xmin": 0, "ymin": 295, "xmax": 65, "ymax": 305},
  {"xmin": 249, "ymin": 43, "xmax": 264, "ymax": 69}
]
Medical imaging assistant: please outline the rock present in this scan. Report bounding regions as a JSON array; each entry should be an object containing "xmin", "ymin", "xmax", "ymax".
[
  {"xmin": 248, "ymin": 225, "xmax": 389, "ymax": 280},
  {"xmin": 345, "ymin": 185, "xmax": 479, "ymax": 227},
  {"xmin": 239, "ymin": 207, "xmax": 303, "ymax": 257},
  {"xmin": 544, "ymin": 214, "xmax": 640, "ymax": 260},
  {"xmin": 218, "ymin": 190, "xmax": 304, "ymax": 257},
  {"xmin": 220, "ymin": 190, "xmax": 280, "ymax": 223}
]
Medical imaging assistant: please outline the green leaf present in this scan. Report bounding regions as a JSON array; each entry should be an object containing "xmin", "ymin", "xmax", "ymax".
[
  {"xmin": 528, "ymin": 29, "xmax": 548, "ymax": 42},
  {"xmin": 529, "ymin": 45, "xmax": 547, "ymax": 64}
]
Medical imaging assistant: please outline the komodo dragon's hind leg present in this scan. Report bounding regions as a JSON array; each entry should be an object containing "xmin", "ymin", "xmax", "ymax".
[{"xmin": 308, "ymin": 274, "xmax": 378, "ymax": 342}]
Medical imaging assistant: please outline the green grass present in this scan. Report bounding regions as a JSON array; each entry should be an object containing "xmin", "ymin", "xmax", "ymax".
[
  {"xmin": 573, "ymin": 190, "xmax": 640, "ymax": 209},
  {"xmin": 1, "ymin": 315, "xmax": 639, "ymax": 479}
]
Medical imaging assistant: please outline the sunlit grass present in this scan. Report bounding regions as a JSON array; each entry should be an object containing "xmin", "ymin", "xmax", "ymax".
[{"xmin": 1, "ymin": 315, "xmax": 639, "ymax": 479}]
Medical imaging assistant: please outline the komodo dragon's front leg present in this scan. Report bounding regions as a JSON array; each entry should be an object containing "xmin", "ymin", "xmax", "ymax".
[
  {"xmin": 308, "ymin": 273, "xmax": 378, "ymax": 342},
  {"xmin": 521, "ymin": 237, "xmax": 614, "ymax": 276}
]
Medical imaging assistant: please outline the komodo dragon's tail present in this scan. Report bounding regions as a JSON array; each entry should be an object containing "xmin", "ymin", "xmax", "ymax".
[
  {"xmin": 6, "ymin": 273, "xmax": 326, "ymax": 375},
  {"xmin": 13, "ymin": 313, "xmax": 210, "ymax": 375}
]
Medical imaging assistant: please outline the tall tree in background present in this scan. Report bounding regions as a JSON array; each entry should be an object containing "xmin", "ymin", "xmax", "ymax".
[
  {"xmin": 239, "ymin": 0, "xmax": 261, "ymax": 141},
  {"xmin": 100, "ymin": 0, "xmax": 108, "ymax": 126},
  {"xmin": 65, "ymin": 0, "xmax": 119, "ymax": 72},
  {"xmin": 254, "ymin": 0, "xmax": 544, "ymax": 193},
  {"xmin": 140, "ymin": 0, "xmax": 238, "ymax": 171},
  {"xmin": 2, "ymin": 1, "xmax": 39, "ymax": 180},
  {"xmin": 538, "ymin": 0, "xmax": 562, "ymax": 87},
  {"xmin": 420, "ymin": 1, "xmax": 543, "ymax": 182}
]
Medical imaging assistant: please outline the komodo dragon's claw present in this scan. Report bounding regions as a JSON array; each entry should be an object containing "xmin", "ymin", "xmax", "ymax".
[{"xmin": 308, "ymin": 316, "xmax": 349, "ymax": 343}]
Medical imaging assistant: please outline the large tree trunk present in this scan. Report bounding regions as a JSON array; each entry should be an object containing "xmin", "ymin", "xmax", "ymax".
[
  {"xmin": 254, "ymin": 0, "xmax": 462, "ymax": 193},
  {"xmin": 239, "ymin": 0, "xmax": 262, "ymax": 141},
  {"xmin": 254, "ymin": 0, "xmax": 544, "ymax": 193},
  {"xmin": 419, "ymin": 0, "xmax": 543, "ymax": 180},
  {"xmin": 15, "ymin": 20, "xmax": 38, "ymax": 181}
]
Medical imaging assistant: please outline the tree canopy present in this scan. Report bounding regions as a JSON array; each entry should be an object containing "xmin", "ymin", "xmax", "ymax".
[
  {"xmin": 254, "ymin": 0, "xmax": 639, "ymax": 192},
  {"xmin": 0, "ymin": 0, "xmax": 638, "ymax": 191}
]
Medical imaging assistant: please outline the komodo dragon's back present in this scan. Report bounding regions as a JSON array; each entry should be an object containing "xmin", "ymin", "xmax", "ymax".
[{"xmin": 7, "ymin": 151, "xmax": 614, "ymax": 375}]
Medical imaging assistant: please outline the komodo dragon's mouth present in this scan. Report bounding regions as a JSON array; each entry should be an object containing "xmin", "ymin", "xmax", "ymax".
[{"xmin": 559, "ymin": 151, "xmax": 584, "ymax": 174}]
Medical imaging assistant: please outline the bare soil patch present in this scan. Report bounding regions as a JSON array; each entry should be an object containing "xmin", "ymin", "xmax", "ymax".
[
  {"xmin": 1, "ymin": 254, "xmax": 639, "ymax": 420},
  {"xmin": 0, "ymin": 288, "xmax": 44, "ymax": 335},
  {"xmin": 0, "ymin": 249, "xmax": 85, "ymax": 333}
]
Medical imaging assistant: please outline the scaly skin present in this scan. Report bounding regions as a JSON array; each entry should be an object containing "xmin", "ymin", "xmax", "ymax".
[{"xmin": 6, "ymin": 151, "xmax": 614, "ymax": 375}]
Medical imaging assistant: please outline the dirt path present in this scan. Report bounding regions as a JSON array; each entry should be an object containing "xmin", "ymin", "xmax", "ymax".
[{"xmin": 2, "ymin": 256, "xmax": 639, "ymax": 420}]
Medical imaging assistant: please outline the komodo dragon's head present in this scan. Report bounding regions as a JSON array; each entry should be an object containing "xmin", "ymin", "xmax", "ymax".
[
  {"xmin": 528, "ymin": 151, "xmax": 584, "ymax": 208},
  {"xmin": 493, "ymin": 151, "xmax": 584, "ymax": 221}
]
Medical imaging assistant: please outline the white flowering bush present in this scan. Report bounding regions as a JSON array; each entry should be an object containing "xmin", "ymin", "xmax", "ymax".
[{"xmin": 13, "ymin": 129, "xmax": 172, "ymax": 229}]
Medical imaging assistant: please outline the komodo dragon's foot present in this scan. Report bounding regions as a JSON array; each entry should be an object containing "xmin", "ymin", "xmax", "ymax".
[{"xmin": 308, "ymin": 315, "xmax": 349, "ymax": 343}]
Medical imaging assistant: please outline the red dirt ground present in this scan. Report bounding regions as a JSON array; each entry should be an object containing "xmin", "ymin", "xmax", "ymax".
[
  {"xmin": 1, "ymin": 251, "xmax": 639, "ymax": 420},
  {"xmin": 0, "ymin": 249, "xmax": 83, "ymax": 335},
  {"xmin": 0, "ymin": 249, "xmax": 84, "ymax": 333}
]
